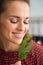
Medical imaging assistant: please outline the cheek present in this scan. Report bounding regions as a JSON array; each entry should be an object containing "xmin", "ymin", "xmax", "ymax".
[
  {"xmin": 0, "ymin": 22, "xmax": 14, "ymax": 37},
  {"xmin": 0, "ymin": 23, "xmax": 15, "ymax": 41},
  {"xmin": 26, "ymin": 25, "xmax": 29, "ymax": 31},
  {"xmin": 24, "ymin": 25, "xmax": 29, "ymax": 35},
  {"xmin": 1, "ymin": 19, "xmax": 15, "ymax": 31},
  {"xmin": 0, "ymin": 17, "xmax": 15, "ymax": 32}
]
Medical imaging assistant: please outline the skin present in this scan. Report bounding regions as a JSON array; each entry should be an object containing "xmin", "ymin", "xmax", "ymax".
[
  {"xmin": 0, "ymin": 1, "xmax": 30, "ymax": 65},
  {"xmin": 11, "ymin": 61, "xmax": 21, "ymax": 65},
  {"xmin": 0, "ymin": 1, "xmax": 30, "ymax": 51}
]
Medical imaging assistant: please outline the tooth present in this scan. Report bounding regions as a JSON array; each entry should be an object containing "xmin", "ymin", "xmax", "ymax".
[{"xmin": 16, "ymin": 34, "xmax": 22, "ymax": 36}]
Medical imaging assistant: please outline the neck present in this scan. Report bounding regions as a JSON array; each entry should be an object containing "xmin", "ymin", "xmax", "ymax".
[{"xmin": 0, "ymin": 39, "xmax": 20, "ymax": 52}]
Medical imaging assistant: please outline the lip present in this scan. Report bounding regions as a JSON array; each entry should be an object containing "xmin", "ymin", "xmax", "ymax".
[
  {"xmin": 12, "ymin": 32, "xmax": 23, "ymax": 34},
  {"xmin": 12, "ymin": 32, "xmax": 24, "ymax": 39}
]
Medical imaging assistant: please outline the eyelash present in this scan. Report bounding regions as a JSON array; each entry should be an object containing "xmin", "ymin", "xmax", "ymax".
[
  {"xmin": 24, "ymin": 21, "xmax": 29, "ymax": 24},
  {"xmin": 24, "ymin": 20, "xmax": 29, "ymax": 24},
  {"xmin": 10, "ymin": 21, "xmax": 29, "ymax": 25},
  {"xmin": 10, "ymin": 18, "xmax": 29, "ymax": 24},
  {"xmin": 10, "ymin": 20, "xmax": 17, "ymax": 23},
  {"xmin": 10, "ymin": 18, "xmax": 18, "ymax": 23}
]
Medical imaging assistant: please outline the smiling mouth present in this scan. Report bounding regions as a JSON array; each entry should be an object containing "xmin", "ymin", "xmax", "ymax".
[{"xmin": 12, "ymin": 32, "xmax": 24, "ymax": 39}]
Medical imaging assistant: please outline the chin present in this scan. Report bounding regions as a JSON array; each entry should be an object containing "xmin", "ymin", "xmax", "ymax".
[
  {"xmin": 14, "ymin": 40, "xmax": 22, "ymax": 45},
  {"xmin": 10, "ymin": 38, "xmax": 22, "ymax": 45}
]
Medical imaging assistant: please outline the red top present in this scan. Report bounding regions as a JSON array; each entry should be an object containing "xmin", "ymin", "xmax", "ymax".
[{"xmin": 0, "ymin": 41, "xmax": 43, "ymax": 65}]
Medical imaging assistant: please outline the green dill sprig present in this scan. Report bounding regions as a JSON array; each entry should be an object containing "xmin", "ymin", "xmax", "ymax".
[{"xmin": 18, "ymin": 34, "xmax": 33, "ymax": 60}]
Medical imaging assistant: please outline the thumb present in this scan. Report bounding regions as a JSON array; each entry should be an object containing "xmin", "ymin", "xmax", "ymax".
[
  {"xmin": 11, "ymin": 61, "xmax": 21, "ymax": 65},
  {"xmin": 14, "ymin": 61, "xmax": 21, "ymax": 65}
]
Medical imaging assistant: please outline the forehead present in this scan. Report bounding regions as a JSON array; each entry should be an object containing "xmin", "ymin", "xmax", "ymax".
[{"xmin": 3, "ymin": 1, "xmax": 30, "ymax": 18}]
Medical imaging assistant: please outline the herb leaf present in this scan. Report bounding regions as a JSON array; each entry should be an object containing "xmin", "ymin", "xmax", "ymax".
[{"xmin": 18, "ymin": 34, "xmax": 33, "ymax": 60}]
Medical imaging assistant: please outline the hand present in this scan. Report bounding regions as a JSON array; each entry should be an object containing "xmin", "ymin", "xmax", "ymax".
[
  {"xmin": 14, "ymin": 61, "xmax": 21, "ymax": 65},
  {"xmin": 11, "ymin": 61, "xmax": 21, "ymax": 65}
]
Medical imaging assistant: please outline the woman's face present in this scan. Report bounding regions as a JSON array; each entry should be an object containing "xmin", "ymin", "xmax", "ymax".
[{"xmin": 0, "ymin": 1, "xmax": 30, "ymax": 45}]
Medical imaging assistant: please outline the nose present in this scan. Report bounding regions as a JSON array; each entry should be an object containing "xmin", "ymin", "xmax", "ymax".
[{"xmin": 17, "ymin": 19, "xmax": 25, "ymax": 31}]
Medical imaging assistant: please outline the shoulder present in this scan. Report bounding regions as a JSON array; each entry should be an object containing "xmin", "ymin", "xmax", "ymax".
[
  {"xmin": 22, "ymin": 40, "xmax": 43, "ymax": 65},
  {"xmin": 28, "ymin": 40, "xmax": 43, "ymax": 57},
  {"xmin": 27, "ymin": 40, "xmax": 43, "ymax": 52},
  {"xmin": 31, "ymin": 40, "xmax": 43, "ymax": 53}
]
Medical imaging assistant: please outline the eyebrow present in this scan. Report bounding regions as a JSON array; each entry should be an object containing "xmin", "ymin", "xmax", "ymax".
[{"xmin": 8, "ymin": 15, "xmax": 29, "ymax": 19}]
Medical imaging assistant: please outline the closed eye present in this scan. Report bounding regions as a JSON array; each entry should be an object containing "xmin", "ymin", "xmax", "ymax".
[
  {"xmin": 24, "ymin": 19, "xmax": 29, "ymax": 24},
  {"xmin": 9, "ymin": 17, "xmax": 19, "ymax": 24}
]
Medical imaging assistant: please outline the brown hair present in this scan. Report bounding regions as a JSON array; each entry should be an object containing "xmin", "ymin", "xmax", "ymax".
[{"xmin": 0, "ymin": 0, "xmax": 30, "ymax": 14}]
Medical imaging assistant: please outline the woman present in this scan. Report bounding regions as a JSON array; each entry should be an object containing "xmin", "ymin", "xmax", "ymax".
[{"xmin": 0, "ymin": 0, "xmax": 43, "ymax": 65}]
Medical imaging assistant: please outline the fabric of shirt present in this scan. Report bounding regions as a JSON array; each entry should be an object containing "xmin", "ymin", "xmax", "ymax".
[{"xmin": 0, "ymin": 40, "xmax": 43, "ymax": 65}]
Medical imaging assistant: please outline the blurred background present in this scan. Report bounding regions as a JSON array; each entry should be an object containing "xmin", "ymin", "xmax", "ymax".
[{"xmin": 29, "ymin": 0, "xmax": 43, "ymax": 45}]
